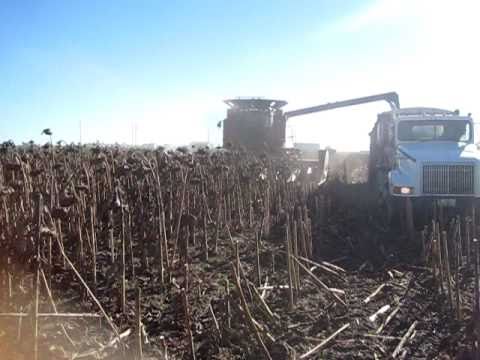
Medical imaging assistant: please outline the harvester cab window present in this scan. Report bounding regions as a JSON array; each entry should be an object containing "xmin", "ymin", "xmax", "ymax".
[{"xmin": 397, "ymin": 120, "xmax": 471, "ymax": 142}]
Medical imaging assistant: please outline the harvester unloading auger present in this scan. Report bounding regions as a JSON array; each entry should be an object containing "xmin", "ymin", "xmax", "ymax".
[{"xmin": 223, "ymin": 92, "xmax": 480, "ymax": 241}]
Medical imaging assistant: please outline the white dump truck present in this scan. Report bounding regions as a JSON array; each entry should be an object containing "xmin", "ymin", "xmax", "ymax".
[
  {"xmin": 370, "ymin": 108, "xmax": 478, "ymax": 197},
  {"xmin": 369, "ymin": 107, "xmax": 479, "ymax": 233}
]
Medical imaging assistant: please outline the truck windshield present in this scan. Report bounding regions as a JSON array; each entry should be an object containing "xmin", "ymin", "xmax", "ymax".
[{"xmin": 397, "ymin": 120, "xmax": 471, "ymax": 142}]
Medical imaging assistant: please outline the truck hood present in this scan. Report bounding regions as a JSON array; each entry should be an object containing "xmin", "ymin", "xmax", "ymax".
[{"xmin": 398, "ymin": 142, "xmax": 480, "ymax": 163}]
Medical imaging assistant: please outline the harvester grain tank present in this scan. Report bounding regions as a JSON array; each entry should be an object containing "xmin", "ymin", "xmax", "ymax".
[{"xmin": 223, "ymin": 98, "xmax": 287, "ymax": 152}]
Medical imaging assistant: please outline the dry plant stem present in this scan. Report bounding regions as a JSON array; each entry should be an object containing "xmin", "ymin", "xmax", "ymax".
[
  {"xmin": 297, "ymin": 218, "xmax": 306, "ymax": 259},
  {"xmin": 255, "ymin": 230, "xmax": 261, "ymax": 287},
  {"xmin": 306, "ymin": 217, "xmax": 313, "ymax": 258},
  {"xmin": 235, "ymin": 240, "xmax": 240, "ymax": 277},
  {"xmin": 436, "ymin": 223, "xmax": 445, "ymax": 295},
  {"xmin": 0, "ymin": 312, "xmax": 102, "ymax": 318},
  {"xmin": 320, "ymin": 260, "xmax": 347, "ymax": 274},
  {"xmin": 250, "ymin": 283, "xmax": 275, "ymax": 320},
  {"xmin": 157, "ymin": 210, "xmax": 165, "ymax": 284},
  {"xmin": 466, "ymin": 220, "xmax": 471, "ymax": 266},
  {"xmin": 454, "ymin": 228, "xmax": 462, "ymax": 320},
  {"xmin": 364, "ymin": 283, "xmax": 386, "ymax": 304},
  {"xmin": 292, "ymin": 256, "xmax": 347, "ymax": 307},
  {"xmin": 363, "ymin": 334, "xmax": 401, "ymax": 341},
  {"xmin": 174, "ymin": 171, "xmax": 189, "ymax": 256},
  {"xmin": 109, "ymin": 210, "xmax": 115, "ymax": 263},
  {"xmin": 91, "ymin": 205, "xmax": 97, "ymax": 292},
  {"xmin": 32, "ymin": 193, "xmax": 42, "ymax": 360},
  {"xmin": 392, "ymin": 320, "xmax": 418, "ymax": 358},
  {"xmin": 203, "ymin": 214, "xmax": 208, "ymax": 261},
  {"xmin": 369, "ymin": 304, "xmax": 390, "ymax": 323},
  {"xmin": 299, "ymin": 323, "xmax": 350, "ymax": 359},
  {"xmin": 162, "ymin": 210, "xmax": 170, "ymax": 274},
  {"xmin": 298, "ymin": 256, "xmax": 344, "ymax": 282},
  {"xmin": 208, "ymin": 302, "xmax": 221, "ymax": 339},
  {"xmin": 232, "ymin": 264, "xmax": 272, "ymax": 360},
  {"xmin": 121, "ymin": 205, "xmax": 126, "ymax": 314},
  {"xmin": 442, "ymin": 231, "xmax": 454, "ymax": 310},
  {"xmin": 292, "ymin": 220, "xmax": 301, "ymax": 290},
  {"xmin": 32, "ymin": 258, "xmax": 40, "ymax": 360},
  {"xmin": 456, "ymin": 217, "xmax": 463, "ymax": 268},
  {"xmin": 136, "ymin": 287, "xmax": 143, "ymax": 360},
  {"xmin": 17, "ymin": 305, "xmax": 23, "ymax": 343},
  {"xmin": 160, "ymin": 336, "xmax": 168, "ymax": 360},
  {"xmin": 214, "ymin": 203, "xmax": 221, "ymax": 255},
  {"xmin": 40, "ymin": 269, "xmax": 76, "ymax": 348},
  {"xmin": 225, "ymin": 224, "xmax": 235, "ymax": 250},
  {"xmin": 260, "ymin": 276, "xmax": 269, "ymax": 299},
  {"xmin": 128, "ymin": 210, "xmax": 136, "ymax": 278},
  {"xmin": 431, "ymin": 238, "xmax": 438, "ymax": 285},
  {"xmin": 225, "ymin": 279, "xmax": 231, "ymax": 329},
  {"xmin": 54, "ymin": 235, "xmax": 122, "ymax": 344},
  {"xmin": 285, "ymin": 216, "xmax": 294, "ymax": 310},
  {"xmin": 376, "ymin": 304, "xmax": 402, "ymax": 334},
  {"xmin": 182, "ymin": 289, "xmax": 196, "ymax": 360}
]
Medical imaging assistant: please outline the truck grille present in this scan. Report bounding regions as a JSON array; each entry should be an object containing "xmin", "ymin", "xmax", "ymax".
[{"xmin": 423, "ymin": 164, "xmax": 474, "ymax": 195}]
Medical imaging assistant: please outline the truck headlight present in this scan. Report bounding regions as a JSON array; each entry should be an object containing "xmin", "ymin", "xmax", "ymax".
[{"xmin": 393, "ymin": 186, "xmax": 414, "ymax": 195}]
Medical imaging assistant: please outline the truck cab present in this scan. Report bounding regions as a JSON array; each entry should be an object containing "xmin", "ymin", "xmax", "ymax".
[{"xmin": 369, "ymin": 108, "xmax": 480, "ymax": 201}]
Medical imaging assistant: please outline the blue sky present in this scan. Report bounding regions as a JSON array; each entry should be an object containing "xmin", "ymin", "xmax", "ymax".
[{"xmin": 1, "ymin": 0, "xmax": 479, "ymax": 150}]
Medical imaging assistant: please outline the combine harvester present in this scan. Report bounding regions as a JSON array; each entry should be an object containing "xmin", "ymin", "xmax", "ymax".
[{"xmin": 223, "ymin": 93, "xmax": 480, "ymax": 239}]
